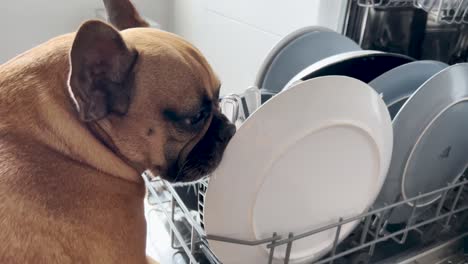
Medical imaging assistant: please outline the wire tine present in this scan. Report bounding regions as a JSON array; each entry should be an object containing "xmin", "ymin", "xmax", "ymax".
[
  {"xmin": 456, "ymin": 0, "xmax": 466, "ymax": 21},
  {"xmin": 370, "ymin": 213, "xmax": 385, "ymax": 255},
  {"xmin": 163, "ymin": 180, "xmax": 206, "ymax": 236},
  {"xmin": 408, "ymin": 194, "xmax": 419, "ymax": 223},
  {"xmin": 329, "ymin": 218, "xmax": 343, "ymax": 264},
  {"xmin": 407, "ymin": 194, "xmax": 420, "ymax": 225},
  {"xmin": 145, "ymin": 172, "xmax": 468, "ymax": 264},
  {"xmin": 207, "ymin": 234, "xmax": 282, "ymax": 246},
  {"xmin": 268, "ymin": 179, "xmax": 468, "ymax": 249},
  {"xmin": 462, "ymin": 1, "xmax": 468, "ymax": 23},
  {"xmin": 360, "ymin": 213, "xmax": 373, "ymax": 245},
  {"xmin": 445, "ymin": 182, "xmax": 465, "ymax": 226},
  {"xmin": 376, "ymin": 202, "xmax": 392, "ymax": 236},
  {"xmin": 314, "ymin": 206, "xmax": 468, "ymax": 264},
  {"xmin": 379, "ymin": 220, "xmax": 390, "ymax": 237},
  {"xmin": 143, "ymin": 174, "xmax": 199, "ymax": 264},
  {"xmin": 171, "ymin": 196, "xmax": 177, "ymax": 249},
  {"xmin": 435, "ymin": 184, "xmax": 451, "ymax": 217},
  {"xmin": 375, "ymin": 207, "xmax": 386, "ymax": 237},
  {"xmin": 369, "ymin": 240, "xmax": 376, "ymax": 256},
  {"xmin": 190, "ymin": 226, "xmax": 196, "ymax": 254},
  {"xmin": 371, "ymin": 213, "xmax": 380, "ymax": 228},
  {"xmin": 399, "ymin": 195, "xmax": 420, "ymax": 244},
  {"xmin": 268, "ymin": 233, "xmax": 278, "ymax": 264},
  {"xmin": 464, "ymin": 6, "xmax": 468, "ymax": 24},
  {"xmin": 198, "ymin": 243, "xmax": 222, "ymax": 264},
  {"xmin": 284, "ymin": 233, "xmax": 294, "ymax": 264},
  {"xmin": 453, "ymin": 181, "xmax": 465, "ymax": 207}
]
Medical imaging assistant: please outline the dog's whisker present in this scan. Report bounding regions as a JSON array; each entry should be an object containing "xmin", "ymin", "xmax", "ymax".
[{"xmin": 173, "ymin": 159, "xmax": 191, "ymax": 182}]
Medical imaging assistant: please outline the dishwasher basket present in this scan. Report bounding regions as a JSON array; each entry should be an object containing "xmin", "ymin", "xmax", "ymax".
[
  {"xmin": 144, "ymin": 172, "xmax": 468, "ymax": 264},
  {"xmin": 355, "ymin": 0, "xmax": 468, "ymax": 24}
]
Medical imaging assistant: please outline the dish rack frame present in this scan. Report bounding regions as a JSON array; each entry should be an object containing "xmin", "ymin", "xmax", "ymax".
[
  {"xmin": 144, "ymin": 172, "xmax": 468, "ymax": 264},
  {"xmin": 356, "ymin": 0, "xmax": 468, "ymax": 24}
]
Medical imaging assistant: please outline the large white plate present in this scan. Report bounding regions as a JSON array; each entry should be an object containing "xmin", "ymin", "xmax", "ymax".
[
  {"xmin": 204, "ymin": 76, "xmax": 393, "ymax": 263},
  {"xmin": 255, "ymin": 26, "xmax": 360, "ymax": 93},
  {"xmin": 283, "ymin": 50, "xmax": 414, "ymax": 90},
  {"xmin": 375, "ymin": 63, "xmax": 468, "ymax": 224},
  {"xmin": 369, "ymin": 60, "xmax": 448, "ymax": 119}
]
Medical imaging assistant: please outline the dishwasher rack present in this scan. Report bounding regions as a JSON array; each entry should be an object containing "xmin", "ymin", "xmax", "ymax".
[
  {"xmin": 355, "ymin": 0, "xmax": 468, "ymax": 24},
  {"xmin": 144, "ymin": 172, "xmax": 468, "ymax": 264}
]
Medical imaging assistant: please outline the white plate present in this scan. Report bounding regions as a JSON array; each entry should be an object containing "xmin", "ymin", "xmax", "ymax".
[
  {"xmin": 204, "ymin": 76, "xmax": 393, "ymax": 263},
  {"xmin": 375, "ymin": 63, "xmax": 468, "ymax": 224},
  {"xmin": 283, "ymin": 50, "xmax": 414, "ymax": 90},
  {"xmin": 369, "ymin": 60, "xmax": 448, "ymax": 119},
  {"xmin": 255, "ymin": 26, "xmax": 360, "ymax": 93}
]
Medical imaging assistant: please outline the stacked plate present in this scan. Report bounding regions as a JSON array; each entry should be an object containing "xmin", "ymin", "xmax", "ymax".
[{"xmin": 200, "ymin": 26, "xmax": 468, "ymax": 263}]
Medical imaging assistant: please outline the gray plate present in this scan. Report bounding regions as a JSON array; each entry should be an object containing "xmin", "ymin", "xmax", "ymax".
[
  {"xmin": 369, "ymin": 60, "xmax": 448, "ymax": 119},
  {"xmin": 284, "ymin": 50, "xmax": 415, "ymax": 89},
  {"xmin": 375, "ymin": 63, "xmax": 468, "ymax": 224},
  {"xmin": 255, "ymin": 26, "xmax": 360, "ymax": 94}
]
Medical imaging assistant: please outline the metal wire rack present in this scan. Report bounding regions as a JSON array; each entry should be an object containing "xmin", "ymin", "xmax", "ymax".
[
  {"xmin": 356, "ymin": 0, "xmax": 415, "ymax": 8},
  {"xmin": 356, "ymin": 0, "xmax": 468, "ymax": 24},
  {"xmin": 144, "ymin": 171, "xmax": 468, "ymax": 264}
]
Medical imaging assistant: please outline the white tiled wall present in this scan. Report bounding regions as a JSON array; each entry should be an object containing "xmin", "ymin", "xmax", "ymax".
[
  {"xmin": 172, "ymin": 0, "xmax": 348, "ymax": 95},
  {"xmin": 0, "ymin": 0, "xmax": 171, "ymax": 64},
  {"xmin": 0, "ymin": 0, "xmax": 347, "ymax": 95}
]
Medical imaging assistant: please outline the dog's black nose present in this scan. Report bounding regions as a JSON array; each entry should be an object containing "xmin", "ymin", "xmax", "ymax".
[
  {"xmin": 220, "ymin": 123, "xmax": 236, "ymax": 142},
  {"xmin": 226, "ymin": 123, "xmax": 236, "ymax": 138}
]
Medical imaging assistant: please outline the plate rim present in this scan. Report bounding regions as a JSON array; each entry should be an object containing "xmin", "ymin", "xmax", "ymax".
[
  {"xmin": 377, "ymin": 63, "xmax": 468, "ymax": 223},
  {"xmin": 283, "ymin": 50, "xmax": 415, "ymax": 91},
  {"xmin": 254, "ymin": 26, "xmax": 360, "ymax": 92},
  {"xmin": 205, "ymin": 76, "xmax": 393, "ymax": 263},
  {"xmin": 368, "ymin": 60, "xmax": 448, "ymax": 108},
  {"xmin": 401, "ymin": 98, "xmax": 468, "ymax": 206}
]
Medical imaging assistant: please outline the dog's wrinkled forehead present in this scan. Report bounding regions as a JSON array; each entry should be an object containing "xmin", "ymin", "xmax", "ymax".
[{"xmin": 121, "ymin": 28, "xmax": 220, "ymax": 104}]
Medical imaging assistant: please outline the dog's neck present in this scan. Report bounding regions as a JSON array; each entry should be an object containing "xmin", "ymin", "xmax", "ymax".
[{"xmin": 0, "ymin": 34, "xmax": 141, "ymax": 183}]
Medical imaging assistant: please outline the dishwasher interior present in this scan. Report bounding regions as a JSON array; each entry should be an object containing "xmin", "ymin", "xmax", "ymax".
[
  {"xmin": 144, "ymin": 173, "xmax": 468, "ymax": 264},
  {"xmin": 145, "ymin": 1, "xmax": 468, "ymax": 263}
]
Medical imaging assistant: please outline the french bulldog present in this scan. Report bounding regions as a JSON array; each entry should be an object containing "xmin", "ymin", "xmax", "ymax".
[{"xmin": 0, "ymin": 0, "xmax": 235, "ymax": 263}]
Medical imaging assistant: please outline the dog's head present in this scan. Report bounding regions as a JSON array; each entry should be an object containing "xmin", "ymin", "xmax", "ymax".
[{"xmin": 67, "ymin": 14, "xmax": 235, "ymax": 182}]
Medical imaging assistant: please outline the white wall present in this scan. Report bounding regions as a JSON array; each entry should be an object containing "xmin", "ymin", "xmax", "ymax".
[
  {"xmin": 172, "ymin": 0, "xmax": 348, "ymax": 95},
  {"xmin": 0, "ymin": 0, "xmax": 171, "ymax": 64},
  {"xmin": 0, "ymin": 0, "xmax": 347, "ymax": 95}
]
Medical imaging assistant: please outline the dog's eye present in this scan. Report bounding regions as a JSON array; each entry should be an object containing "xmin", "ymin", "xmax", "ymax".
[{"xmin": 184, "ymin": 110, "xmax": 206, "ymax": 126}]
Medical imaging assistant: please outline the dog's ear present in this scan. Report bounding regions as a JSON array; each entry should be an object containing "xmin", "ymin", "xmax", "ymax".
[
  {"xmin": 103, "ymin": 0, "xmax": 149, "ymax": 30},
  {"xmin": 68, "ymin": 20, "xmax": 138, "ymax": 122}
]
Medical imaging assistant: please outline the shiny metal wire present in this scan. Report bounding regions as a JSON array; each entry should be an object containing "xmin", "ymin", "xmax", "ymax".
[{"xmin": 145, "ymin": 172, "xmax": 468, "ymax": 264}]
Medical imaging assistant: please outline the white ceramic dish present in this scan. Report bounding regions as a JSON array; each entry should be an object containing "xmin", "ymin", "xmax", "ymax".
[
  {"xmin": 283, "ymin": 50, "xmax": 414, "ymax": 91},
  {"xmin": 368, "ymin": 60, "xmax": 448, "ymax": 119},
  {"xmin": 375, "ymin": 63, "xmax": 468, "ymax": 224},
  {"xmin": 204, "ymin": 76, "xmax": 393, "ymax": 263},
  {"xmin": 255, "ymin": 26, "xmax": 361, "ymax": 93}
]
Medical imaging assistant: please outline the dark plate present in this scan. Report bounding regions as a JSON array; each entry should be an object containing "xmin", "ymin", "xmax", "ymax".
[{"xmin": 298, "ymin": 52, "xmax": 415, "ymax": 83}]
